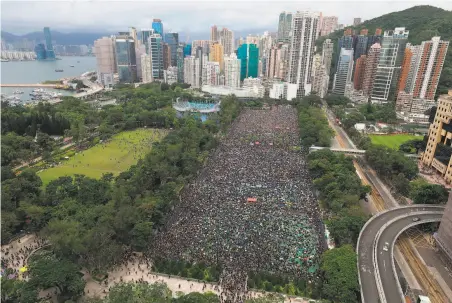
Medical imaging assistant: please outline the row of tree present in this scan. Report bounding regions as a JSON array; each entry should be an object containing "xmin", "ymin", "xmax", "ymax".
[{"xmin": 151, "ymin": 258, "xmax": 221, "ymax": 282}]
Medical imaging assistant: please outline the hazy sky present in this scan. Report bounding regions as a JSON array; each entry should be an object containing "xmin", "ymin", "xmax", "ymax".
[{"xmin": 2, "ymin": 0, "xmax": 452, "ymax": 35}]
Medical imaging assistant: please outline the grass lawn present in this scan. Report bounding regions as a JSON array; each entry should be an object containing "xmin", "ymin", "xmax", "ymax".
[
  {"xmin": 38, "ymin": 128, "xmax": 167, "ymax": 185},
  {"xmin": 369, "ymin": 134, "xmax": 422, "ymax": 150}
]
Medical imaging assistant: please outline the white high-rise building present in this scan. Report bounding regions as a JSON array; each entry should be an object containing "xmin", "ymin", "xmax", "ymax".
[
  {"xmin": 94, "ymin": 36, "xmax": 117, "ymax": 87},
  {"xmin": 184, "ymin": 56, "xmax": 196, "ymax": 87},
  {"xmin": 277, "ymin": 12, "xmax": 293, "ymax": 43},
  {"xmin": 319, "ymin": 16, "xmax": 338, "ymax": 36},
  {"xmin": 205, "ymin": 61, "xmax": 221, "ymax": 86},
  {"xmin": 220, "ymin": 28, "xmax": 235, "ymax": 55},
  {"xmin": 312, "ymin": 39, "xmax": 334, "ymax": 98},
  {"xmin": 224, "ymin": 54, "xmax": 241, "ymax": 88},
  {"xmin": 333, "ymin": 48, "xmax": 354, "ymax": 95},
  {"xmin": 141, "ymin": 54, "xmax": 152, "ymax": 83},
  {"xmin": 164, "ymin": 66, "xmax": 178, "ymax": 85},
  {"xmin": 287, "ymin": 11, "xmax": 320, "ymax": 98}
]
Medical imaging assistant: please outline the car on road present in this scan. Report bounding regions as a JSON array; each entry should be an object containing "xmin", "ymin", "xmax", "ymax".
[
  {"xmin": 412, "ymin": 217, "xmax": 420, "ymax": 222},
  {"xmin": 383, "ymin": 242, "xmax": 389, "ymax": 251}
]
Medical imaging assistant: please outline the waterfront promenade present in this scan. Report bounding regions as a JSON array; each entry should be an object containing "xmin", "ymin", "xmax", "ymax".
[{"xmin": 0, "ymin": 83, "xmax": 60, "ymax": 88}]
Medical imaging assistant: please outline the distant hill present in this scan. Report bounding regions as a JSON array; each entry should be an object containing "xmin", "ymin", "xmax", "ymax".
[
  {"xmin": 1, "ymin": 30, "xmax": 112, "ymax": 45},
  {"xmin": 317, "ymin": 5, "xmax": 452, "ymax": 97}
]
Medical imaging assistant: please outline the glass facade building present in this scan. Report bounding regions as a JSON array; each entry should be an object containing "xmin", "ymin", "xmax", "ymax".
[
  {"xmin": 176, "ymin": 45, "xmax": 184, "ymax": 82},
  {"xmin": 183, "ymin": 44, "xmax": 192, "ymax": 58},
  {"xmin": 164, "ymin": 32, "xmax": 179, "ymax": 66},
  {"xmin": 152, "ymin": 19, "xmax": 163, "ymax": 38},
  {"xmin": 141, "ymin": 29, "xmax": 153, "ymax": 51},
  {"xmin": 149, "ymin": 34, "xmax": 164, "ymax": 79},
  {"xmin": 34, "ymin": 43, "xmax": 47, "ymax": 60},
  {"xmin": 115, "ymin": 36, "xmax": 137, "ymax": 83},
  {"xmin": 43, "ymin": 27, "xmax": 56, "ymax": 59},
  {"xmin": 237, "ymin": 43, "xmax": 259, "ymax": 81}
]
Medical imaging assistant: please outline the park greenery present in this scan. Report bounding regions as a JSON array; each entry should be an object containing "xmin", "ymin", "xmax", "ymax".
[
  {"xmin": 151, "ymin": 258, "xmax": 222, "ymax": 282},
  {"xmin": 317, "ymin": 5, "xmax": 452, "ymax": 99}
]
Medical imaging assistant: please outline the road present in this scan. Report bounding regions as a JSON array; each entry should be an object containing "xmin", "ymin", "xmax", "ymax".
[
  {"xmin": 358, "ymin": 206, "xmax": 445, "ymax": 303},
  {"xmin": 376, "ymin": 212, "xmax": 444, "ymax": 303}
]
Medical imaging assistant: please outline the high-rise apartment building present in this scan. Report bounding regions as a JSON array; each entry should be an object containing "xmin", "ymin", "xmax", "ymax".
[
  {"xmin": 237, "ymin": 43, "xmax": 259, "ymax": 81},
  {"xmin": 421, "ymin": 92, "xmax": 452, "ymax": 182},
  {"xmin": 141, "ymin": 29, "xmax": 154, "ymax": 51},
  {"xmin": 275, "ymin": 44, "xmax": 290, "ymax": 80},
  {"xmin": 135, "ymin": 44, "xmax": 146, "ymax": 81},
  {"xmin": 337, "ymin": 32, "xmax": 353, "ymax": 65},
  {"xmin": 209, "ymin": 42, "xmax": 224, "ymax": 71},
  {"xmin": 371, "ymin": 27, "xmax": 409, "ymax": 102},
  {"xmin": 353, "ymin": 18, "xmax": 362, "ymax": 26},
  {"xmin": 191, "ymin": 40, "xmax": 212, "ymax": 56},
  {"xmin": 163, "ymin": 43, "xmax": 171, "ymax": 69},
  {"xmin": 129, "ymin": 27, "xmax": 138, "ymax": 46},
  {"xmin": 412, "ymin": 37, "xmax": 449, "ymax": 100},
  {"xmin": 322, "ymin": 39, "xmax": 334, "ymax": 75},
  {"xmin": 367, "ymin": 28, "xmax": 382, "ymax": 52},
  {"xmin": 205, "ymin": 61, "xmax": 221, "ymax": 85},
  {"xmin": 194, "ymin": 47, "xmax": 205, "ymax": 88},
  {"xmin": 164, "ymin": 66, "xmax": 178, "ymax": 85},
  {"xmin": 94, "ymin": 36, "xmax": 116, "ymax": 87},
  {"xmin": 152, "ymin": 19, "xmax": 163, "ymax": 37},
  {"xmin": 224, "ymin": 54, "xmax": 241, "ymax": 88},
  {"xmin": 176, "ymin": 44, "xmax": 184, "ymax": 83},
  {"xmin": 246, "ymin": 35, "xmax": 259, "ymax": 45},
  {"xmin": 115, "ymin": 33, "xmax": 137, "ymax": 83},
  {"xmin": 258, "ymin": 32, "xmax": 273, "ymax": 59},
  {"xmin": 141, "ymin": 54, "xmax": 152, "ymax": 83},
  {"xmin": 333, "ymin": 48, "xmax": 354, "ymax": 95},
  {"xmin": 319, "ymin": 16, "xmax": 338, "ymax": 36},
  {"xmin": 354, "ymin": 34, "xmax": 369, "ymax": 61},
  {"xmin": 397, "ymin": 44, "xmax": 420, "ymax": 95},
  {"xmin": 164, "ymin": 32, "xmax": 179, "ymax": 66},
  {"xmin": 277, "ymin": 12, "xmax": 293, "ymax": 43},
  {"xmin": 220, "ymin": 28, "xmax": 234, "ymax": 55},
  {"xmin": 148, "ymin": 33, "xmax": 164, "ymax": 80},
  {"xmin": 311, "ymin": 39, "xmax": 334, "ymax": 98},
  {"xmin": 287, "ymin": 11, "xmax": 319, "ymax": 98},
  {"xmin": 311, "ymin": 54, "xmax": 323, "ymax": 94},
  {"xmin": 184, "ymin": 56, "xmax": 196, "ymax": 87},
  {"xmin": 435, "ymin": 192, "xmax": 452, "ymax": 265},
  {"xmin": 361, "ymin": 43, "xmax": 381, "ymax": 96},
  {"xmin": 353, "ymin": 55, "xmax": 367, "ymax": 90},
  {"xmin": 211, "ymin": 25, "xmax": 219, "ymax": 42}
]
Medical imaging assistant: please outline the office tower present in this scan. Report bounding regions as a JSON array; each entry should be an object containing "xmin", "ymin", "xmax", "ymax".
[
  {"xmin": 435, "ymin": 192, "xmax": 452, "ymax": 264},
  {"xmin": 211, "ymin": 25, "xmax": 219, "ymax": 42},
  {"xmin": 287, "ymin": 11, "xmax": 319, "ymax": 98},
  {"xmin": 152, "ymin": 19, "xmax": 163, "ymax": 37},
  {"xmin": 164, "ymin": 32, "xmax": 179, "ymax": 66},
  {"xmin": 277, "ymin": 12, "xmax": 293, "ymax": 43},
  {"xmin": 333, "ymin": 48, "xmax": 354, "ymax": 95},
  {"xmin": 319, "ymin": 16, "xmax": 338, "ymax": 36},
  {"xmin": 209, "ymin": 42, "xmax": 224, "ymax": 70},
  {"xmin": 164, "ymin": 66, "xmax": 178, "ymax": 84},
  {"xmin": 421, "ymin": 92, "xmax": 452, "ymax": 179},
  {"xmin": 34, "ymin": 44, "xmax": 47, "ymax": 60},
  {"xmin": 135, "ymin": 44, "xmax": 146, "ymax": 80},
  {"xmin": 94, "ymin": 37, "xmax": 117, "ymax": 87},
  {"xmin": 129, "ymin": 27, "xmax": 138, "ymax": 46},
  {"xmin": 353, "ymin": 55, "xmax": 367, "ymax": 90},
  {"xmin": 354, "ymin": 34, "xmax": 368, "ymax": 61},
  {"xmin": 183, "ymin": 44, "xmax": 192, "ymax": 57},
  {"xmin": 205, "ymin": 61, "xmax": 221, "ymax": 85},
  {"xmin": 353, "ymin": 18, "xmax": 362, "ymax": 26},
  {"xmin": 237, "ymin": 43, "xmax": 259, "ymax": 81},
  {"xmin": 141, "ymin": 29, "xmax": 153, "ymax": 50},
  {"xmin": 371, "ymin": 27, "xmax": 409, "ymax": 102},
  {"xmin": 337, "ymin": 31, "xmax": 353, "ymax": 59},
  {"xmin": 412, "ymin": 37, "xmax": 449, "ymax": 100},
  {"xmin": 194, "ymin": 47, "xmax": 204, "ymax": 88},
  {"xmin": 148, "ymin": 33, "xmax": 164, "ymax": 80},
  {"xmin": 162, "ymin": 43, "xmax": 171, "ymax": 69},
  {"xmin": 176, "ymin": 45, "xmax": 184, "ymax": 82},
  {"xmin": 42, "ymin": 27, "xmax": 56, "ymax": 60},
  {"xmin": 224, "ymin": 54, "xmax": 241, "ymax": 88},
  {"xmin": 115, "ymin": 33, "xmax": 137, "ymax": 83},
  {"xmin": 361, "ymin": 43, "xmax": 381, "ymax": 96},
  {"xmin": 141, "ymin": 54, "xmax": 152, "ymax": 83},
  {"xmin": 184, "ymin": 56, "xmax": 196, "ymax": 86},
  {"xmin": 220, "ymin": 28, "xmax": 234, "ymax": 55}
]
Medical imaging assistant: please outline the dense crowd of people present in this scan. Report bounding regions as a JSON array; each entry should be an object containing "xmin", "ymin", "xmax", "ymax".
[{"xmin": 154, "ymin": 106, "xmax": 325, "ymax": 302}]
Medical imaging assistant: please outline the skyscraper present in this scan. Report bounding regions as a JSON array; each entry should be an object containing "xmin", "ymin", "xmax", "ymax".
[
  {"xmin": 319, "ymin": 16, "xmax": 338, "ymax": 36},
  {"xmin": 148, "ymin": 33, "xmax": 164, "ymax": 80},
  {"xmin": 164, "ymin": 32, "xmax": 179, "ymax": 66},
  {"xmin": 353, "ymin": 18, "xmax": 362, "ymax": 26},
  {"xmin": 94, "ymin": 36, "xmax": 116, "ymax": 87},
  {"xmin": 176, "ymin": 44, "xmax": 184, "ymax": 83},
  {"xmin": 163, "ymin": 43, "xmax": 171, "ymax": 69},
  {"xmin": 397, "ymin": 44, "xmax": 419, "ymax": 95},
  {"xmin": 287, "ymin": 11, "xmax": 319, "ymax": 98},
  {"xmin": 115, "ymin": 33, "xmax": 137, "ymax": 83},
  {"xmin": 141, "ymin": 29, "xmax": 153, "ymax": 50},
  {"xmin": 237, "ymin": 44, "xmax": 259, "ymax": 81},
  {"xmin": 371, "ymin": 27, "xmax": 409, "ymax": 101},
  {"xmin": 141, "ymin": 54, "xmax": 152, "ymax": 83},
  {"xmin": 209, "ymin": 42, "xmax": 224, "ymax": 71},
  {"xmin": 211, "ymin": 25, "xmax": 219, "ymax": 42},
  {"xmin": 337, "ymin": 32, "xmax": 353, "ymax": 65},
  {"xmin": 191, "ymin": 40, "xmax": 212, "ymax": 56},
  {"xmin": 220, "ymin": 28, "xmax": 234, "ymax": 55},
  {"xmin": 361, "ymin": 43, "xmax": 381, "ymax": 96},
  {"xmin": 354, "ymin": 34, "xmax": 368, "ymax": 61},
  {"xmin": 42, "ymin": 27, "xmax": 56, "ymax": 60},
  {"xmin": 277, "ymin": 12, "xmax": 293, "ymax": 43},
  {"xmin": 333, "ymin": 48, "xmax": 354, "ymax": 95},
  {"xmin": 183, "ymin": 44, "xmax": 192, "ymax": 57},
  {"xmin": 129, "ymin": 27, "xmax": 138, "ymax": 46},
  {"xmin": 184, "ymin": 56, "xmax": 196, "ymax": 87},
  {"xmin": 412, "ymin": 37, "xmax": 449, "ymax": 100},
  {"xmin": 367, "ymin": 28, "xmax": 383, "ymax": 52},
  {"xmin": 224, "ymin": 54, "xmax": 241, "ymax": 88},
  {"xmin": 152, "ymin": 19, "xmax": 163, "ymax": 37},
  {"xmin": 353, "ymin": 55, "xmax": 367, "ymax": 90},
  {"xmin": 205, "ymin": 61, "xmax": 221, "ymax": 85}
]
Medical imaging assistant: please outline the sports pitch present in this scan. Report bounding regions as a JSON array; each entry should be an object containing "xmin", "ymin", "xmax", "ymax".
[
  {"xmin": 38, "ymin": 128, "xmax": 167, "ymax": 185},
  {"xmin": 369, "ymin": 134, "xmax": 422, "ymax": 150}
]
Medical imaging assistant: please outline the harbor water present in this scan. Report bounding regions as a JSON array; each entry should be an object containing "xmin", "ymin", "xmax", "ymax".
[{"xmin": 1, "ymin": 56, "xmax": 96, "ymax": 103}]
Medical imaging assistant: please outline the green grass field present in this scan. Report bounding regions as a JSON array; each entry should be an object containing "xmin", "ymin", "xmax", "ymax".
[
  {"xmin": 38, "ymin": 129, "xmax": 167, "ymax": 185},
  {"xmin": 369, "ymin": 134, "xmax": 422, "ymax": 149}
]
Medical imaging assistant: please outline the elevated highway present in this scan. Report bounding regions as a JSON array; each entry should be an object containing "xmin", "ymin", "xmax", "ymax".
[{"xmin": 358, "ymin": 206, "xmax": 445, "ymax": 303}]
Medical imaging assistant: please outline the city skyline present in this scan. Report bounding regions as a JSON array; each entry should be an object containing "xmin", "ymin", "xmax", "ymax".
[{"xmin": 2, "ymin": 1, "xmax": 452, "ymax": 35}]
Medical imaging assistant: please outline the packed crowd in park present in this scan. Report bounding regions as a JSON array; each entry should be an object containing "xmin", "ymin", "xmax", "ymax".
[{"xmin": 154, "ymin": 105, "xmax": 325, "ymax": 301}]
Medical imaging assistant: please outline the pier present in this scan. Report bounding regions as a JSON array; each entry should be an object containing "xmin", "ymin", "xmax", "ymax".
[{"xmin": 0, "ymin": 83, "xmax": 60, "ymax": 88}]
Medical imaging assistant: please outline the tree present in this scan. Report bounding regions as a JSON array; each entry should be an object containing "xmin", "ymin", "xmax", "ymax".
[
  {"xmin": 410, "ymin": 181, "xmax": 449, "ymax": 205},
  {"xmin": 245, "ymin": 294, "xmax": 285, "ymax": 303},
  {"xmin": 321, "ymin": 245, "xmax": 359, "ymax": 303},
  {"xmin": 175, "ymin": 292, "xmax": 220, "ymax": 303},
  {"xmin": 328, "ymin": 212, "xmax": 367, "ymax": 247},
  {"xmin": 105, "ymin": 282, "xmax": 172, "ymax": 303},
  {"xmin": 324, "ymin": 94, "xmax": 351, "ymax": 107},
  {"xmin": 28, "ymin": 253, "xmax": 85, "ymax": 301},
  {"xmin": 392, "ymin": 173, "xmax": 410, "ymax": 196},
  {"xmin": 130, "ymin": 221, "xmax": 154, "ymax": 251},
  {"xmin": 1, "ymin": 276, "xmax": 38, "ymax": 303},
  {"xmin": 399, "ymin": 139, "xmax": 426, "ymax": 154}
]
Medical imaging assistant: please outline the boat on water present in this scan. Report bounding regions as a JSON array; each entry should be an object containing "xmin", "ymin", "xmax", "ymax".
[
  {"xmin": 33, "ymin": 88, "xmax": 45, "ymax": 93},
  {"xmin": 55, "ymin": 69, "xmax": 64, "ymax": 72},
  {"xmin": 13, "ymin": 90, "xmax": 24, "ymax": 94}
]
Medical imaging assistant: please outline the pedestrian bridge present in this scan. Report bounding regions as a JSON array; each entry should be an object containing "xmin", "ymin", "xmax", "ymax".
[{"xmin": 309, "ymin": 146, "xmax": 420, "ymax": 158}]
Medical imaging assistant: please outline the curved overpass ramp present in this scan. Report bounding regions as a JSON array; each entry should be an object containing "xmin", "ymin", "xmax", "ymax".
[{"xmin": 357, "ymin": 205, "xmax": 445, "ymax": 303}]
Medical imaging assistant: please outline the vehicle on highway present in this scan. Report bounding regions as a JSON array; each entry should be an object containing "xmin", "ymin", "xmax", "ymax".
[
  {"xmin": 412, "ymin": 217, "xmax": 420, "ymax": 222},
  {"xmin": 383, "ymin": 242, "xmax": 389, "ymax": 251}
]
